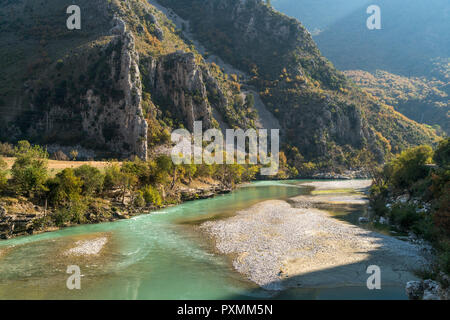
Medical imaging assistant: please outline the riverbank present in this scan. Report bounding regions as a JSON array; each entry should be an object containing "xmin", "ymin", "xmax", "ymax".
[
  {"xmin": 0, "ymin": 178, "xmax": 231, "ymax": 240},
  {"xmin": 200, "ymin": 180, "xmax": 431, "ymax": 291}
]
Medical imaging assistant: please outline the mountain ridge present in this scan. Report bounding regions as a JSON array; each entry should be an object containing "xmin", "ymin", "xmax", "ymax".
[{"xmin": 0, "ymin": 0, "xmax": 440, "ymax": 174}]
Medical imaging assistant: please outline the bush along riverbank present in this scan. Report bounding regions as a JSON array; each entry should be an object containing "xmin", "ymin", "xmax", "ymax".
[
  {"xmin": 0, "ymin": 141, "xmax": 264, "ymax": 239},
  {"xmin": 369, "ymin": 138, "xmax": 450, "ymax": 299}
]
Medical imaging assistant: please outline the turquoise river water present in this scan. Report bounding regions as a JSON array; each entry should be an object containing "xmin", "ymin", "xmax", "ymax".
[{"xmin": 0, "ymin": 181, "xmax": 407, "ymax": 299}]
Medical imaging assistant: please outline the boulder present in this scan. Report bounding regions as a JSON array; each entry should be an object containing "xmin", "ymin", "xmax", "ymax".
[
  {"xmin": 396, "ymin": 194, "xmax": 409, "ymax": 204},
  {"xmin": 111, "ymin": 16, "xmax": 126, "ymax": 35},
  {"xmin": 406, "ymin": 281, "xmax": 423, "ymax": 300},
  {"xmin": 423, "ymin": 279, "xmax": 441, "ymax": 300},
  {"xmin": 379, "ymin": 216, "xmax": 388, "ymax": 224}
]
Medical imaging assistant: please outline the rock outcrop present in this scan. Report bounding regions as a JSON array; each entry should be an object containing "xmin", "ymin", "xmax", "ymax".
[
  {"xmin": 0, "ymin": 2, "xmax": 148, "ymax": 160},
  {"xmin": 144, "ymin": 51, "xmax": 214, "ymax": 131},
  {"xmin": 159, "ymin": 0, "xmax": 438, "ymax": 166},
  {"xmin": 0, "ymin": 204, "xmax": 44, "ymax": 239},
  {"xmin": 81, "ymin": 19, "xmax": 148, "ymax": 159},
  {"xmin": 406, "ymin": 279, "xmax": 450, "ymax": 300}
]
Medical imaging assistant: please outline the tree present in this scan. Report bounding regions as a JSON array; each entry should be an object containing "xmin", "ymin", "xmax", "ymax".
[
  {"xmin": 121, "ymin": 157, "xmax": 150, "ymax": 186},
  {"xmin": 118, "ymin": 171, "xmax": 138, "ymax": 204},
  {"xmin": 104, "ymin": 164, "xmax": 138, "ymax": 204},
  {"xmin": 153, "ymin": 155, "xmax": 173, "ymax": 186},
  {"xmin": 70, "ymin": 150, "xmax": 79, "ymax": 161},
  {"xmin": 434, "ymin": 138, "xmax": 450, "ymax": 169},
  {"xmin": 389, "ymin": 145, "xmax": 433, "ymax": 189},
  {"xmin": 182, "ymin": 164, "xmax": 197, "ymax": 183},
  {"xmin": 48, "ymin": 168, "xmax": 83, "ymax": 206},
  {"xmin": 0, "ymin": 157, "xmax": 7, "ymax": 192},
  {"xmin": 74, "ymin": 165, "xmax": 104, "ymax": 196},
  {"xmin": 11, "ymin": 141, "xmax": 48, "ymax": 197}
]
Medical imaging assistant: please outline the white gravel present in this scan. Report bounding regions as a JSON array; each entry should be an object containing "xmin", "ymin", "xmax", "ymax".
[
  {"xmin": 299, "ymin": 179, "xmax": 373, "ymax": 191},
  {"xmin": 64, "ymin": 237, "xmax": 108, "ymax": 256},
  {"xmin": 201, "ymin": 199, "xmax": 429, "ymax": 290}
]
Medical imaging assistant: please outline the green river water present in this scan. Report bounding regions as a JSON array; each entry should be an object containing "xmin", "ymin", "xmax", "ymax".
[{"xmin": 0, "ymin": 181, "xmax": 407, "ymax": 299}]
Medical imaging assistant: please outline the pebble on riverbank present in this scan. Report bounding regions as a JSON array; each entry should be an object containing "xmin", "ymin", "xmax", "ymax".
[
  {"xmin": 200, "ymin": 180, "xmax": 429, "ymax": 291},
  {"xmin": 64, "ymin": 237, "xmax": 108, "ymax": 256},
  {"xmin": 406, "ymin": 279, "xmax": 450, "ymax": 300}
]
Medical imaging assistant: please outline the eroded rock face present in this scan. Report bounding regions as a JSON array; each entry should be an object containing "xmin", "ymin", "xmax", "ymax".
[
  {"xmin": 0, "ymin": 205, "xmax": 44, "ymax": 239},
  {"xmin": 159, "ymin": 0, "xmax": 379, "ymax": 162},
  {"xmin": 82, "ymin": 21, "xmax": 148, "ymax": 159},
  {"xmin": 144, "ymin": 51, "xmax": 213, "ymax": 131},
  {"xmin": 15, "ymin": 15, "xmax": 148, "ymax": 160}
]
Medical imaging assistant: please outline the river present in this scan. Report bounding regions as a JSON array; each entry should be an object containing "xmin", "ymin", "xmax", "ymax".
[{"xmin": 0, "ymin": 180, "xmax": 408, "ymax": 299}]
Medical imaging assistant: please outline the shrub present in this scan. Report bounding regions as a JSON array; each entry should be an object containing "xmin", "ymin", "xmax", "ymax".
[
  {"xmin": 369, "ymin": 183, "xmax": 389, "ymax": 216},
  {"xmin": 434, "ymin": 191, "xmax": 450, "ymax": 234},
  {"xmin": 439, "ymin": 244, "xmax": 450, "ymax": 275},
  {"xmin": 0, "ymin": 142, "xmax": 14, "ymax": 157},
  {"xmin": 389, "ymin": 145, "xmax": 433, "ymax": 189},
  {"xmin": 389, "ymin": 204, "xmax": 423, "ymax": 230},
  {"xmin": 52, "ymin": 199, "xmax": 88, "ymax": 226},
  {"xmin": 52, "ymin": 207, "xmax": 72, "ymax": 226},
  {"xmin": 133, "ymin": 191, "xmax": 146, "ymax": 207},
  {"xmin": 32, "ymin": 215, "xmax": 54, "ymax": 231},
  {"xmin": 142, "ymin": 185, "xmax": 162, "ymax": 206},
  {"xmin": 121, "ymin": 158, "xmax": 150, "ymax": 186}
]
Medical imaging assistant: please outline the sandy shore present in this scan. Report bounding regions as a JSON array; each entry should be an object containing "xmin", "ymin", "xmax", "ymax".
[{"xmin": 201, "ymin": 180, "xmax": 429, "ymax": 290}]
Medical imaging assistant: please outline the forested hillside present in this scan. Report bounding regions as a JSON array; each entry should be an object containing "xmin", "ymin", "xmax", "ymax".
[
  {"xmin": 0, "ymin": 0, "xmax": 441, "ymax": 175},
  {"xmin": 272, "ymin": 0, "xmax": 449, "ymax": 135}
]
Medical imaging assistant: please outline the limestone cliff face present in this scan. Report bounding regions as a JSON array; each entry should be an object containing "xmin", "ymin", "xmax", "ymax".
[
  {"xmin": 144, "ymin": 51, "xmax": 213, "ymax": 131},
  {"xmin": 24, "ymin": 17, "xmax": 148, "ymax": 159},
  {"xmin": 82, "ymin": 19, "xmax": 148, "ymax": 159},
  {"xmin": 160, "ymin": 0, "xmax": 439, "ymax": 164},
  {"xmin": 160, "ymin": 0, "xmax": 372, "ymax": 159}
]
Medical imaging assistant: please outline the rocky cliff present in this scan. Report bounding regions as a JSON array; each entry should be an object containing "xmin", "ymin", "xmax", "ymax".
[
  {"xmin": 0, "ymin": 0, "xmax": 440, "ymax": 170},
  {"xmin": 143, "ymin": 51, "xmax": 214, "ymax": 131},
  {"xmin": 159, "ymin": 0, "xmax": 439, "ymax": 166},
  {"xmin": 0, "ymin": 0, "xmax": 248, "ymax": 159},
  {"xmin": 80, "ymin": 19, "xmax": 148, "ymax": 159}
]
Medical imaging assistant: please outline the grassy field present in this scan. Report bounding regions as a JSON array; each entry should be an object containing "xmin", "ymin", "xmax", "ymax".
[{"xmin": 2, "ymin": 157, "xmax": 113, "ymax": 177}]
